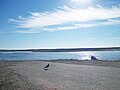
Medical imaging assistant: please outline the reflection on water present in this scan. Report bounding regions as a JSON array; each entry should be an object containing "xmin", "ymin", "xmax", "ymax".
[
  {"xmin": 68, "ymin": 51, "xmax": 120, "ymax": 60},
  {"xmin": 69, "ymin": 52, "xmax": 96, "ymax": 60},
  {"xmin": 0, "ymin": 51, "xmax": 120, "ymax": 60}
]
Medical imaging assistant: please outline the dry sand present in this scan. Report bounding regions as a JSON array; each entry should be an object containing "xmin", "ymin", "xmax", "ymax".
[{"xmin": 0, "ymin": 60, "xmax": 120, "ymax": 90}]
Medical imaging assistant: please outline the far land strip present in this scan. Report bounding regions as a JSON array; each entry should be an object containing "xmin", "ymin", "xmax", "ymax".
[{"xmin": 0, "ymin": 47, "xmax": 120, "ymax": 52}]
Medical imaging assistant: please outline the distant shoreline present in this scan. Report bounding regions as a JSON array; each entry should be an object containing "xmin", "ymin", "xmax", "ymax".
[{"xmin": 0, "ymin": 47, "xmax": 120, "ymax": 52}]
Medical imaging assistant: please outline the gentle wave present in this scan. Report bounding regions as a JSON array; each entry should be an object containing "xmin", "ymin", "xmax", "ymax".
[{"xmin": 0, "ymin": 51, "xmax": 120, "ymax": 60}]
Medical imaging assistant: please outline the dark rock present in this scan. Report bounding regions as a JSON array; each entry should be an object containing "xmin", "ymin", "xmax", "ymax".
[{"xmin": 91, "ymin": 56, "xmax": 99, "ymax": 60}]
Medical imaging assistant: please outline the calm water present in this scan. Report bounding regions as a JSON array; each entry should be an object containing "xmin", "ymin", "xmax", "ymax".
[{"xmin": 0, "ymin": 51, "xmax": 120, "ymax": 61}]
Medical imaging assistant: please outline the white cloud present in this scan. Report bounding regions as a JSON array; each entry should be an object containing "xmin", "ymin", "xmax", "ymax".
[
  {"xmin": 16, "ymin": 30, "xmax": 40, "ymax": 33},
  {"xmin": 9, "ymin": 5, "xmax": 120, "ymax": 32},
  {"xmin": 108, "ymin": 38, "xmax": 120, "ymax": 40},
  {"xmin": 87, "ymin": 38, "xmax": 97, "ymax": 40},
  {"xmin": 71, "ymin": 0, "xmax": 91, "ymax": 4},
  {"xmin": 87, "ymin": 37, "xmax": 120, "ymax": 40}
]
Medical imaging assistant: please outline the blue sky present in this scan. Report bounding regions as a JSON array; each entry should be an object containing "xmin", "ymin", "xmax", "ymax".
[{"xmin": 0, "ymin": 0, "xmax": 120, "ymax": 49}]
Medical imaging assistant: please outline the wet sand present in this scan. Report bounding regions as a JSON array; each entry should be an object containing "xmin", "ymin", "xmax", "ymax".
[{"xmin": 0, "ymin": 60, "xmax": 120, "ymax": 90}]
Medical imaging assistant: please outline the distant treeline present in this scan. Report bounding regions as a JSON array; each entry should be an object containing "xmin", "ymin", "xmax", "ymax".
[{"xmin": 0, "ymin": 47, "xmax": 120, "ymax": 52}]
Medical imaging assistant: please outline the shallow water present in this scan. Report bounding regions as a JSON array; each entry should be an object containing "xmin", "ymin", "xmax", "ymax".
[{"xmin": 0, "ymin": 51, "xmax": 120, "ymax": 60}]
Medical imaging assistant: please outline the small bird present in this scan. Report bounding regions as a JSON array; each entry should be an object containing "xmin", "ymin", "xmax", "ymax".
[{"xmin": 44, "ymin": 64, "xmax": 49, "ymax": 70}]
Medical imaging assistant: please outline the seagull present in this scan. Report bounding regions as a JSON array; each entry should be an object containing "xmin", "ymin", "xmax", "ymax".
[{"xmin": 44, "ymin": 64, "xmax": 49, "ymax": 70}]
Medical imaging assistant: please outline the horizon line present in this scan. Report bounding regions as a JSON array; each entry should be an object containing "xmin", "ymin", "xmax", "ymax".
[{"xmin": 0, "ymin": 46, "xmax": 120, "ymax": 50}]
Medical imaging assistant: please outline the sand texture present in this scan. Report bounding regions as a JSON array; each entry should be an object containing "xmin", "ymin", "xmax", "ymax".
[{"xmin": 0, "ymin": 60, "xmax": 120, "ymax": 90}]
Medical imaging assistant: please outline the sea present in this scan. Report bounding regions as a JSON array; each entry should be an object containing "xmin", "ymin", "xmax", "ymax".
[{"xmin": 0, "ymin": 51, "xmax": 120, "ymax": 61}]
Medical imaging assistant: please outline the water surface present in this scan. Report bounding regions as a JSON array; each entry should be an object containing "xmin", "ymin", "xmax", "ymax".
[{"xmin": 0, "ymin": 51, "xmax": 120, "ymax": 60}]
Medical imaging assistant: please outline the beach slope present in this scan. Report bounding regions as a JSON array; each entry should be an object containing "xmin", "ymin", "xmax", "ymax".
[{"xmin": 0, "ymin": 60, "xmax": 120, "ymax": 90}]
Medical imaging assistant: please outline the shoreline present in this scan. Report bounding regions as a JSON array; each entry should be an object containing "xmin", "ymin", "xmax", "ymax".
[
  {"xmin": 0, "ymin": 60, "xmax": 120, "ymax": 90},
  {"xmin": 1, "ymin": 59, "xmax": 120, "ymax": 68},
  {"xmin": 44, "ymin": 59, "xmax": 120, "ymax": 68}
]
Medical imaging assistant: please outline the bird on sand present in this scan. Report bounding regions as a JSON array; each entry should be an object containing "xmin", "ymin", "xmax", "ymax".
[{"xmin": 44, "ymin": 64, "xmax": 49, "ymax": 70}]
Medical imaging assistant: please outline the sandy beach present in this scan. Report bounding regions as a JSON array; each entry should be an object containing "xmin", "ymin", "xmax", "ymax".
[{"xmin": 0, "ymin": 60, "xmax": 120, "ymax": 90}]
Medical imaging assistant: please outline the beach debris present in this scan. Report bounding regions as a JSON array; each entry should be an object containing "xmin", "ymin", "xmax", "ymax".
[
  {"xmin": 91, "ymin": 56, "xmax": 99, "ymax": 60},
  {"xmin": 44, "ymin": 64, "xmax": 49, "ymax": 70}
]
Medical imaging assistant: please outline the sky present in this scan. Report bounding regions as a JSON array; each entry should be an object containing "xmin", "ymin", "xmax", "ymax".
[{"xmin": 0, "ymin": 0, "xmax": 120, "ymax": 49}]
